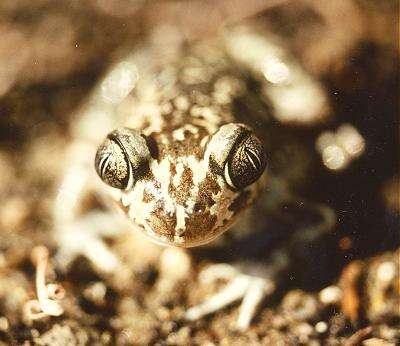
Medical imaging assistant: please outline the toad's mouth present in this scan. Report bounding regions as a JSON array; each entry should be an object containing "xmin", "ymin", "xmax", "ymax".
[{"xmin": 132, "ymin": 211, "xmax": 242, "ymax": 248}]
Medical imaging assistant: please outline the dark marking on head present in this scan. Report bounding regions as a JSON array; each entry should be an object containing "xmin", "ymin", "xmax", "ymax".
[
  {"xmin": 169, "ymin": 162, "xmax": 177, "ymax": 176},
  {"xmin": 143, "ymin": 188, "xmax": 155, "ymax": 203},
  {"xmin": 153, "ymin": 123, "xmax": 210, "ymax": 161},
  {"xmin": 176, "ymin": 166, "xmax": 194, "ymax": 205},
  {"xmin": 183, "ymin": 211, "xmax": 217, "ymax": 241},
  {"xmin": 208, "ymin": 156, "xmax": 223, "ymax": 176},
  {"xmin": 197, "ymin": 173, "xmax": 221, "ymax": 208},
  {"xmin": 147, "ymin": 207, "xmax": 177, "ymax": 237},
  {"xmin": 168, "ymin": 162, "xmax": 177, "ymax": 196}
]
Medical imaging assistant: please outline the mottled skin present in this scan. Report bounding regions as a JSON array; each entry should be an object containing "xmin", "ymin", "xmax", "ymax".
[{"xmin": 96, "ymin": 39, "xmax": 271, "ymax": 247}]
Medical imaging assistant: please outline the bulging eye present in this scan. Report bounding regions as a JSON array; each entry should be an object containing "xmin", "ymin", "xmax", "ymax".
[
  {"xmin": 206, "ymin": 123, "xmax": 267, "ymax": 190},
  {"xmin": 95, "ymin": 128, "xmax": 151, "ymax": 190}
]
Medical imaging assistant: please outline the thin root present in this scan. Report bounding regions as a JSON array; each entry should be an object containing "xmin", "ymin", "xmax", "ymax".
[{"xmin": 24, "ymin": 246, "xmax": 65, "ymax": 323}]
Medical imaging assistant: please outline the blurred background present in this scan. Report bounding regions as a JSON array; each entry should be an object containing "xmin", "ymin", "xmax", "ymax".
[{"xmin": 0, "ymin": 1, "xmax": 398, "ymax": 345}]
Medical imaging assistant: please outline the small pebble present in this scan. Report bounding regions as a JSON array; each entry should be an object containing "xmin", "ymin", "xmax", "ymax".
[
  {"xmin": 282, "ymin": 290, "xmax": 319, "ymax": 320},
  {"xmin": 376, "ymin": 262, "xmax": 396, "ymax": 283},
  {"xmin": 0, "ymin": 317, "xmax": 9, "ymax": 331},
  {"xmin": 295, "ymin": 322, "xmax": 314, "ymax": 343},
  {"xmin": 319, "ymin": 285, "xmax": 342, "ymax": 305},
  {"xmin": 296, "ymin": 322, "xmax": 314, "ymax": 336},
  {"xmin": 315, "ymin": 321, "xmax": 328, "ymax": 334},
  {"xmin": 0, "ymin": 197, "xmax": 29, "ymax": 230},
  {"xmin": 83, "ymin": 282, "xmax": 107, "ymax": 304}
]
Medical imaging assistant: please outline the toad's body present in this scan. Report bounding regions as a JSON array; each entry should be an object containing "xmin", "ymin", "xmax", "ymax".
[{"xmin": 54, "ymin": 26, "xmax": 335, "ymax": 329}]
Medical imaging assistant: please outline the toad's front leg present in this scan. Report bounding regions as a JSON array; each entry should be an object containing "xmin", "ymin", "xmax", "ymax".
[
  {"xmin": 52, "ymin": 57, "xmax": 139, "ymax": 273},
  {"xmin": 185, "ymin": 198, "xmax": 336, "ymax": 330},
  {"xmin": 185, "ymin": 251, "xmax": 288, "ymax": 331},
  {"xmin": 52, "ymin": 143, "xmax": 125, "ymax": 273}
]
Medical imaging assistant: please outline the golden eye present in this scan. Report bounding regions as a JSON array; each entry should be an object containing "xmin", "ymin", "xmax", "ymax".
[
  {"xmin": 95, "ymin": 128, "xmax": 151, "ymax": 190},
  {"xmin": 206, "ymin": 123, "xmax": 267, "ymax": 190},
  {"xmin": 225, "ymin": 132, "xmax": 266, "ymax": 189}
]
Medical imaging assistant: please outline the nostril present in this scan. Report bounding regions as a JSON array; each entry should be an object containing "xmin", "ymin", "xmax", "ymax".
[{"xmin": 193, "ymin": 202, "xmax": 206, "ymax": 213}]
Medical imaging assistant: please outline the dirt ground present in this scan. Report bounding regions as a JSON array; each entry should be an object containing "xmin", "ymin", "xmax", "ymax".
[{"xmin": 0, "ymin": 1, "xmax": 398, "ymax": 345}]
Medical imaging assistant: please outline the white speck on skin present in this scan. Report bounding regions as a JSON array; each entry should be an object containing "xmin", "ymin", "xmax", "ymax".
[
  {"xmin": 150, "ymin": 158, "xmax": 175, "ymax": 214},
  {"xmin": 173, "ymin": 162, "xmax": 185, "ymax": 187},
  {"xmin": 175, "ymin": 205, "xmax": 187, "ymax": 234},
  {"xmin": 172, "ymin": 124, "xmax": 199, "ymax": 141}
]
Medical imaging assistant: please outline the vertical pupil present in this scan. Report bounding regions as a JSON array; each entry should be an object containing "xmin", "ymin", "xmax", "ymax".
[
  {"xmin": 100, "ymin": 152, "xmax": 111, "ymax": 177},
  {"xmin": 244, "ymin": 147, "xmax": 261, "ymax": 171},
  {"xmin": 96, "ymin": 139, "xmax": 130, "ymax": 189}
]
